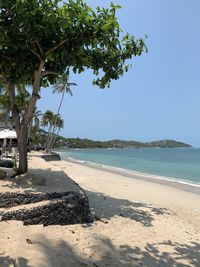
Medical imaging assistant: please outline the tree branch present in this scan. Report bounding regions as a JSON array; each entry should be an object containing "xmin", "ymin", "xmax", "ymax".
[
  {"xmin": 36, "ymin": 39, "xmax": 44, "ymax": 57},
  {"xmin": 30, "ymin": 49, "xmax": 42, "ymax": 60},
  {"xmin": 45, "ymin": 39, "xmax": 67, "ymax": 56},
  {"xmin": 0, "ymin": 75, "xmax": 7, "ymax": 83},
  {"xmin": 41, "ymin": 70, "xmax": 59, "ymax": 77},
  {"xmin": 22, "ymin": 29, "xmax": 42, "ymax": 60},
  {"xmin": 31, "ymin": 39, "xmax": 45, "ymax": 60},
  {"xmin": 38, "ymin": 60, "xmax": 45, "ymax": 75},
  {"xmin": 23, "ymin": 61, "xmax": 44, "ymax": 125},
  {"xmin": 1, "ymin": 55, "xmax": 12, "ymax": 61}
]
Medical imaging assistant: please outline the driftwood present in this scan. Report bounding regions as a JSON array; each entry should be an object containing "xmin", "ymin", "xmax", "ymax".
[{"xmin": 94, "ymin": 215, "xmax": 108, "ymax": 224}]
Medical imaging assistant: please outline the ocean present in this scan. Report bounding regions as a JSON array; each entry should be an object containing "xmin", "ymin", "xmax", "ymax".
[{"xmin": 56, "ymin": 147, "xmax": 200, "ymax": 185}]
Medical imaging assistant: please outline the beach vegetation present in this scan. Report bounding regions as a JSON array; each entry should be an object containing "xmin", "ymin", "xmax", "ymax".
[
  {"xmin": 49, "ymin": 115, "xmax": 64, "ymax": 150},
  {"xmin": 41, "ymin": 110, "xmax": 55, "ymax": 149},
  {"xmin": 55, "ymin": 138, "xmax": 191, "ymax": 149},
  {"xmin": 0, "ymin": 0, "xmax": 146, "ymax": 174},
  {"xmin": 46, "ymin": 75, "xmax": 76, "ymax": 152},
  {"xmin": 28, "ymin": 132, "xmax": 192, "ymax": 149},
  {"xmin": 41, "ymin": 110, "xmax": 64, "ymax": 150},
  {"xmin": 0, "ymin": 87, "xmax": 12, "ymax": 128}
]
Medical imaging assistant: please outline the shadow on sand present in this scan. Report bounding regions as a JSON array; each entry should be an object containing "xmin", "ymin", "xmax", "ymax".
[
  {"xmin": 84, "ymin": 189, "xmax": 172, "ymax": 227},
  {"xmin": 1, "ymin": 237, "xmax": 199, "ymax": 267},
  {"xmin": 0, "ymin": 254, "xmax": 31, "ymax": 267},
  {"xmin": 2, "ymin": 171, "xmax": 172, "ymax": 227},
  {"xmin": 1, "ymin": 166, "xmax": 199, "ymax": 266},
  {"xmin": 1, "ymin": 168, "xmax": 80, "ymax": 194},
  {"xmin": 2, "ymin": 168, "xmax": 172, "ymax": 228}
]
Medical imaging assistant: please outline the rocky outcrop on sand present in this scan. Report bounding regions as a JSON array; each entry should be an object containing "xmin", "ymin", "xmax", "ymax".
[
  {"xmin": 41, "ymin": 152, "xmax": 61, "ymax": 161},
  {"xmin": 0, "ymin": 158, "xmax": 13, "ymax": 168},
  {"xmin": 0, "ymin": 191, "xmax": 93, "ymax": 226},
  {"xmin": 0, "ymin": 170, "xmax": 7, "ymax": 180}
]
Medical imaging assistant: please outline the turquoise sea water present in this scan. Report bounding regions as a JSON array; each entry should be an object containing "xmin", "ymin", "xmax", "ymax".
[{"xmin": 57, "ymin": 148, "xmax": 200, "ymax": 184}]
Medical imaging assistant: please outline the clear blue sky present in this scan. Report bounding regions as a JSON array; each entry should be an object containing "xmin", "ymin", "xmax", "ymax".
[{"xmin": 37, "ymin": 0, "xmax": 200, "ymax": 147}]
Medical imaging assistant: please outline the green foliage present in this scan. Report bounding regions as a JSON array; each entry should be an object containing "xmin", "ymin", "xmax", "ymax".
[
  {"xmin": 52, "ymin": 74, "xmax": 76, "ymax": 96},
  {"xmin": 0, "ymin": 89, "xmax": 10, "ymax": 112},
  {"xmin": 41, "ymin": 110, "xmax": 54, "ymax": 128},
  {"xmin": 39, "ymin": 109, "xmax": 64, "ymax": 150},
  {"xmin": 15, "ymin": 90, "xmax": 31, "ymax": 113},
  {"xmin": 0, "ymin": 0, "xmax": 147, "ymax": 88},
  {"xmin": 146, "ymin": 140, "xmax": 191, "ymax": 148},
  {"xmin": 0, "ymin": 86, "xmax": 32, "ymax": 120},
  {"xmin": 29, "ymin": 128, "xmax": 192, "ymax": 150},
  {"xmin": 0, "ymin": 0, "xmax": 147, "ymax": 173},
  {"xmin": 55, "ymin": 138, "xmax": 191, "ymax": 149},
  {"xmin": 54, "ymin": 115, "xmax": 64, "ymax": 129}
]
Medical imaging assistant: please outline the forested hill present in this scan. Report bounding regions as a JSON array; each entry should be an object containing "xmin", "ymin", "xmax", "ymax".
[{"xmin": 57, "ymin": 138, "xmax": 192, "ymax": 149}]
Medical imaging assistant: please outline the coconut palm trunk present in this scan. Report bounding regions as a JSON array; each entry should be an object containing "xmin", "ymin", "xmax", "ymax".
[
  {"xmin": 27, "ymin": 119, "xmax": 32, "ymax": 144},
  {"xmin": 49, "ymin": 116, "xmax": 63, "ymax": 149},
  {"xmin": 46, "ymin": 90, "xmax": 65, "ymax": 151},
  {"xmin": 41, "ymin": 110, "xmax": 54, "ymax": 150},
  {"xmin": 45, "ymin": 123, "xmax": 53, "ymax": 149},
  {"xmin": 51, "ymin": 127, "xmax": 60, "ymax": 149},
  {"xmin": 46, "ymin": 77, "xmax": 76, "ymax": 152}
]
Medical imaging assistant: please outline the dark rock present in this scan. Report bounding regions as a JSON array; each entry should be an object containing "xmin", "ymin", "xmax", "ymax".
[
  {"xmin": 0, "ymin": 170, "xmax": 7, "ymax": 180},
  {"xmin": 0, "ymin": 192, "xmax": 81, "ymax": 208},
  {"xmin": 0, "ymin": 191, "xmax": 93, "ymax": 226},
  {"xmin": 0, "ymin": 158, "xmax": 13, "ymax": 168},
  {"xmin": 41, "ymin": 152, "xmax": 61, "ymax": 161}
]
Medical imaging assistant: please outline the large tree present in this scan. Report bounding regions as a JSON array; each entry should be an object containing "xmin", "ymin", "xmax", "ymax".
[{"xmin": 0, "ymin": 0, "xmax": 147, "ymax": 174}]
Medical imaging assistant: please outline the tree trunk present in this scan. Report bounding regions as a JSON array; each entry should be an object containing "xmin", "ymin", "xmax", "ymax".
[
  {"xmin": 5, "ymin": 110, "xmax": 9, "ymax": 128},
  {"xmin": 18, "ymin": 62, "xmax": 44, "ymax": 173},
  {"xmin": 27, "ymin": 119, "xmax": 32, "ymax": 144},
  {"xmin": 51, "ymin": 127, "xmax": 60, "ymax": 149},
  {"xmin": 8, "ymin": 84, "xmax": 28, "ymax": 174},
  {"xmin": 18, "ymin": 124, "xmax": 28, "ymax": 174},
  {"xmin": 7, "ymin": 62, "xmax": 44, "ymax": 174},
  {"xmin": 45, "ymin": 124, "xmax": 53, "ymax": 149},
  {"xmin": 46, "ymin": 90, "xmax": 65, "ymax": 151}
]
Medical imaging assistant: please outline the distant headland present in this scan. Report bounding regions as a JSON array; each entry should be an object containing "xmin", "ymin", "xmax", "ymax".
[{"xmin": 54, "ymin": 137, "xmax": 192, "ymax": 149}]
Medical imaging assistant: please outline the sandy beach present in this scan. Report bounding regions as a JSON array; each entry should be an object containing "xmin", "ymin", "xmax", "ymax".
[{"xmin": 0, "ymin": 152, "xmax": 200, "ymax": 267}]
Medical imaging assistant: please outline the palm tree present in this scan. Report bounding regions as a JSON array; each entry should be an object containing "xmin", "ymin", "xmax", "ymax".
[
  {"xmin": 52, "ymin": 75, "xmax": 76, "ymax": 115},
  {"xmin": 0, "ymin": 82, "xmax": 40, "ymax": 173},
  {"xmin": 15, "ymin": 90, "xmax": 31, "ymax": 119},
  {"xmin": 0, "ymin": 85, "xmax": 32, "ymax": 129},
  {"xmin": 50, "ymin": 115, "xmax": 64, "ymax": 149},
  {"xmin": 28, "ymin": 107, "xmax": 42, "ymax": 145},
  {"xmin": 32, "ymin": 108, "xmax": 42, "ymax": 130},
  {"xmin": 46, "ymin": 75, "xmax": 77, "ymax": 151},
  {"xmin": 41, "ymin": 110, "xmax": 54, "ymax": 149}
]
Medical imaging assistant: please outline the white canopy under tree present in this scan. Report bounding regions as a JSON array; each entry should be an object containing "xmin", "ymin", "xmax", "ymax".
[{"xmin": 0, "ymin": 129, "xmax": 17, "ymax": 139}]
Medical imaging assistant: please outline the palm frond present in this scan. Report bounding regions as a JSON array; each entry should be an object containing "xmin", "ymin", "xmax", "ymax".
[{"xmin": 52, "ymin": 75, "xmax": 77, "ymax": 96}]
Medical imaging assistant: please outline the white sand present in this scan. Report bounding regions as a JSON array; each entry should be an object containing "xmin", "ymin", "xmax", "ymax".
[{"xmin": 0, "ymin": 152, "xmax": 200, "ymax": 267}]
